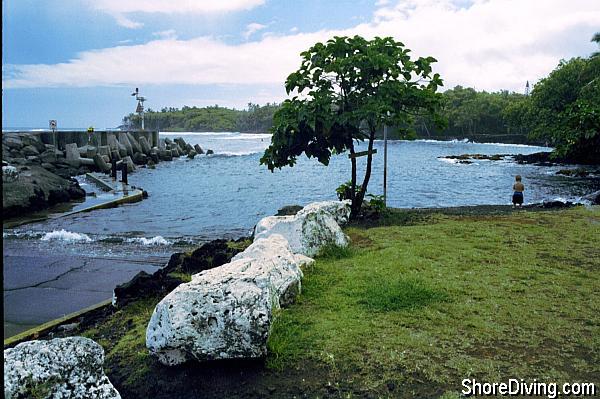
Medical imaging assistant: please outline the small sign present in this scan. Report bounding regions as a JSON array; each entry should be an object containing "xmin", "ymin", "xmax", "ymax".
[
  {"xmin": 348, "ymin": 149, "xmax": 377, "ymax": 159},
  {"xmin": 49, "ymin": 120, "xmax": 57, "ymax": 131}
]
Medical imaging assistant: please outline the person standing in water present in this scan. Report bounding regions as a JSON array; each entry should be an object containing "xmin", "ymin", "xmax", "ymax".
[{"xmin": 512, "ymin": 175, "xmax": 525, "ymax": 208}]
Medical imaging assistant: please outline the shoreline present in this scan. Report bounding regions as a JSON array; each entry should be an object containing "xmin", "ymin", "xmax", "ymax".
[
  {"xmin": 3, "ymin": 200, "xmax": 586, "ymax": 343},
  {"xmin": 4, "ymin": 203, "xmax": 597, "ymax": 399}
]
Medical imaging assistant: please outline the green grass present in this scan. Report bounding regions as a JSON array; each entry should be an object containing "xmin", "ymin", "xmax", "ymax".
[{"xmin": 267, "ymin": 207, "xmax": 600, "ymax": 395}]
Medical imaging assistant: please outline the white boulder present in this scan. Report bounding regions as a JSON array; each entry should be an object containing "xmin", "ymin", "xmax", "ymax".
[
  {"xmin": 254, "ymin": 200, "xmax": 351, "ymax": 257},
  {"xmin": 4, "ymin": 337, "xmax": 120, "ymax": 399},
  {"xmin": 146, "ymin": 234, "xmax": 311, "ymax": 365}
]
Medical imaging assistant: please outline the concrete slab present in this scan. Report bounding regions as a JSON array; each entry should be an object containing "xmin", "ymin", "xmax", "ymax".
[{"xmin": 3, "ymin": 254, "xmax": 163, "ymax": 338}]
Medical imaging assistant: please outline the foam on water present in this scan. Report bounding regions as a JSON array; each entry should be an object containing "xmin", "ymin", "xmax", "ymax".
[
  {"xmin": 41, "ymin": 230, "xmax": 92, "ymax": 242},
  {"xmin": 127, "ymin": 236, "xmax": 171, "ymax": 246}
]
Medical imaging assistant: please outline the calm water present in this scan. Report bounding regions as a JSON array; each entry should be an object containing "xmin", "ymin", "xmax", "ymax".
[{"xmin": 4, "ymin": 132, "xmax": 599, "ymax": 256}]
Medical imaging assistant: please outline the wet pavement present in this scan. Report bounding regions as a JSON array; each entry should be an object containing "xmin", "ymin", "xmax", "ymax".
[{"xmin": 3, "ymin": 245, "xmax": 165, "ymax": 338}]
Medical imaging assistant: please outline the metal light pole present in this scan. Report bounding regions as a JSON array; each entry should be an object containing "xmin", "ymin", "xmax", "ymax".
[{"xmin": 383, "ymin": 124, "xmax": 388, "ymax": 207}]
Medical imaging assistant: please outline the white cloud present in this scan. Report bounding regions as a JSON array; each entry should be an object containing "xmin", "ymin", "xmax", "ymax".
[
  {"xmin": 243, "ymin": 23, "xmax": 267, "ymax": 40},
  {"xmin": 153, "ymin": 29, "xmax": 178, "ymax": 40},
  {"xmin": 5, "ymin": 0, "xmax": 600, "ymax": 93},
  {"xmin": 92, "ymin": 0, "xmax": 265, "ymax": 28},
  {"xmin": 114, "ymin": 13, "xmax": 144, "ymax": 29}
]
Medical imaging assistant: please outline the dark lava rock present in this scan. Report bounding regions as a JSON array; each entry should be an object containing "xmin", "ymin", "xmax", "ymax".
[
  {"xmin": 556, "ymin": 168, "xmax": 589, "ymax": 177},
  {"xmin": 113, "ymin": 271, "xmax": 182, "ymax": 308},
  {"xmin": 2, "ymin": 165, "xmax": 86, "ymax": 218},
  {"xmin": 276, "ymin": 205, "xmax": 303, "ymax": 216},
  {"xmin": 542, "ymin": 200, "xmax": 574, "ymax": 208},
  {"xmin": 206, "ymin": 149, "xmax": 214, "ymax": 155},
  {"xmin": 582, "ymin": 190, "xmax": 600, "ymax": 205},
  {"xmin": 179, "ymin": 239, "xmax": 240, "ymax": 274},
  {"xmin": 112, "ymin": 239, "xmax": 247, "ymax": 307}
]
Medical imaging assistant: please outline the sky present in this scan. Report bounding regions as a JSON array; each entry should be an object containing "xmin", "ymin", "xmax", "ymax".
[{"xmin": 2, "ymin": 0, "xmax": 599, "ymax": 129}]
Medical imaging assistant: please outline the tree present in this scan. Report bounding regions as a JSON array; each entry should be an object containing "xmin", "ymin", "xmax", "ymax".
[
  {"xmin": 260, "ymin": 35, "xmax": 444, "ymax": 218},
  {"xmin": 527, "ymin": 55, "xmax": 600, "ymax": 163},
  {"xmin": 592, "ymin": 32, "xmax": 600, "ymax": 58}
]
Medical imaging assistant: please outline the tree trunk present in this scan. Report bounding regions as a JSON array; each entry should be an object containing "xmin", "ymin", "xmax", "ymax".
[
  {"xmin": 350, "ymin": 128, "xmax": 376, "ymax": 218},
  {"xmin": 349, "ymin": 139, "xmax": 358, "ymax": 218}
]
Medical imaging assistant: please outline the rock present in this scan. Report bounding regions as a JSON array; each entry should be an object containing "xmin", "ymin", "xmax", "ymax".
[
  {"xmin": 149, "ymin": 148, "xmax": 160, "ymax": 163},
  {"xmin": 94, "ymin": 154, "xmax": 111, "ymax": 173},
  {"xmin": 179, "ymin": 239, "xmax": 241, "ymax": 275},
  {"xmin": 276, "ymin": 205, "xmax": 303, "ymax": 216},
  {"xmin": 2, "ymin": 165, "xmax": 19, "ymax": 183},
  {"xmin": 146, "ymin": 234, "xmax": 310, "ymax": 365},
  {"xmin": 582, "ymin": 190, "xmax": 600, "ymax": 205},
  {"xmin": 254, "ymin": 200, "xmax": 351, "ymax": 256},
  {"xmin": 138, "ymin": 136, "xmax": 152, "ymax": 154},
  {"xmin": 79, "ymin": 157, "xmax": 96, "ymax": 167},
  {"xmin": 4, "ymin": 136, "xmax": 23, "ymax": 150},
  {"xmin": 556, "ymin": 168, "xmax": 589, "ymax": 177},
  {"xmin": 21, "ymin": 145, "xmax": 40, "ymax": 157},
  {"xmin": 65, "ymin": 143, "xmax": 81, "ymax": 167},
  {"xmin": 159, "ymin": 149, "xmax": 172, "ymax": 161},
  {"xmin": 127, "ymin": 132, "xmax": 143, "ymax": 154},
  {"xmin": 41, "ymin": 162, "xmax": 57, "ymax": 172},
  {"xmin": 4, "ymin": 337, "xmax": 121, "ymax": 399},
  {"xmin": 164, "ymin": 137, "xmax": 173, "ymax": 145},
  {"xmin": 185, "ymin": 143, "xmax": 194, "ymax": 154},
  {"xmin": 3, "ymin": 165, "xmax": 86, "ymax": 217},
  {"xmin": 26, "ymin": 155, "xmax": 41, "ymax": 165},
  {"xmin": 98, "ymin": 145, "xmax": 111, "ymax": 157},
  {"xmin": 147, "ymin": 159, "xmax": 156, "ymax": 167},
  {"xmin": 206, "ymin": 149, "xmax": 214, "ymax": 155},
  {"xmin": 118, "ymin": 132, "xmax": 134, "ymax": 156},
  {"xmin": 121, "ymin": 156, "xmax": 136, "ymax": 172},
  {"xmin": 78, "ymin": 145, "xmax": 97, "ymax": 158},
  {"xmin": 132, "ymin": 152, "xmax": 148, "ymax": 165},
  {"xmin": 113, "ymin": 271, "xmax": 182, "ymax": 308},
  {"xmin": 40, "ymin": 149, "xmax": 60, "ymax": 163},
  {"xmin": 187, "ymin": 150, "xmax": 197, "ymax": 159},
  {"xmin": 542, "ymin": 200, "xmax": 573, "ymax": 208},
  {"xmin": 194, "ymin": 144, "xmax": 204, "ymax": 155}
]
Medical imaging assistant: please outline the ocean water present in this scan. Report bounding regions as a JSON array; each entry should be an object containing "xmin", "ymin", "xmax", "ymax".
[{"xmin": 4, "ymin": 132, "xmax": 599, "ymax": 256}]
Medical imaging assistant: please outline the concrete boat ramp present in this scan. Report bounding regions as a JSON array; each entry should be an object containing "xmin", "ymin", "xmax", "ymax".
[{"xmin": 3, "ymin": 172, "xmax": 161, "ymax": 340}]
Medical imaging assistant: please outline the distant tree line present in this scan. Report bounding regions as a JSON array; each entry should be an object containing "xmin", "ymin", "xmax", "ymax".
[
  {"xmin": 123, "ymin": 33, "xmax": 599, "ymax": 163},
  {"xmin": 122, "ymin": 103, "xmax": 280, "ymax": 133}
]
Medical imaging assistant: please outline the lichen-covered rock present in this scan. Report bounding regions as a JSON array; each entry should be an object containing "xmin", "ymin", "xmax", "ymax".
[
  {"xmin": 254, "ymin": 200, "xmax": 351, "ymax": 257},
  {"xmin": 146, "ymin": 234, "xmax": 310, "ymax": 365},
  {"xmin": 4, "ymin": 337, "xmax": 120, "ymax": 399}
]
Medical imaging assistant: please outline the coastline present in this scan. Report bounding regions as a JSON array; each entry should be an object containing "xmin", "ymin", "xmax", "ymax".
[{"xmin": 4, "ymin": 203, "xmax": 597, "ymax": 399}]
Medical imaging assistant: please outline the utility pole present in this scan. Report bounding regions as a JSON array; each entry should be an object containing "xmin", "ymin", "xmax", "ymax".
[
  {"xmin": 132, "ymin": 88, "xmax": 146, "ymax": 130},
  {"xmin": 383, "ymin": 123, "xmax": 388, "ymax": 207}
]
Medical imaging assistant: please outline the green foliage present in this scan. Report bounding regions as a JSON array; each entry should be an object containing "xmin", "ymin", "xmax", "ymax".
[
  {"xmin": 365, "ymin": 193, "xmax": 386, "ymax": 214},
  {"xmin": 123, "ymin": 103, "xmax": 280, "ymax": 132},
  {"xmin": 336, "ymin": 180, "xmax": 361, "ymax": 201},
  {"xmin": 261, "ymin": 35, "xmax": 444, "ymax": 218},
  {"xmin": 526, "ymin": 56, "xmax": 600, "ymax": 162}
]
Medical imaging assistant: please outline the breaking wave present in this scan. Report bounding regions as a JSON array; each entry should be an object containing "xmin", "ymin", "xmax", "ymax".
[
  {"xmin": 41, "ymin": 230, "xmax": 92, "ymax": 242},
  {"xmin": 126, "ymin": 236, "xmax": 171, "ymax": 246}
]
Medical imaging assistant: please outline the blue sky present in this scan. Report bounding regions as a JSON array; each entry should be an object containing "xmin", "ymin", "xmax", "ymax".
[{"xmin": 3, "ymin": 0, "xmax": 599, "ymax": 129}]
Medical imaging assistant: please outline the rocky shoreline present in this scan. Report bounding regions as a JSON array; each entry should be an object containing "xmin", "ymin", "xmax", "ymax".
[{"xmin": 2, "ymin": 132, "xmax": 211, "ymax": 218}]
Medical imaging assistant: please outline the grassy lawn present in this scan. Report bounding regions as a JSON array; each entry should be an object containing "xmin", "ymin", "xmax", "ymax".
[{"xmin": 267, "ymin": 207, "xmax": 600, "ymax": 397}]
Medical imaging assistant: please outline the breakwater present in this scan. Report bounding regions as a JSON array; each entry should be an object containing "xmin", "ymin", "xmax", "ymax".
[{"xmin": 2, "ymin": 130, "xmax": 210, "ymax": 217}]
